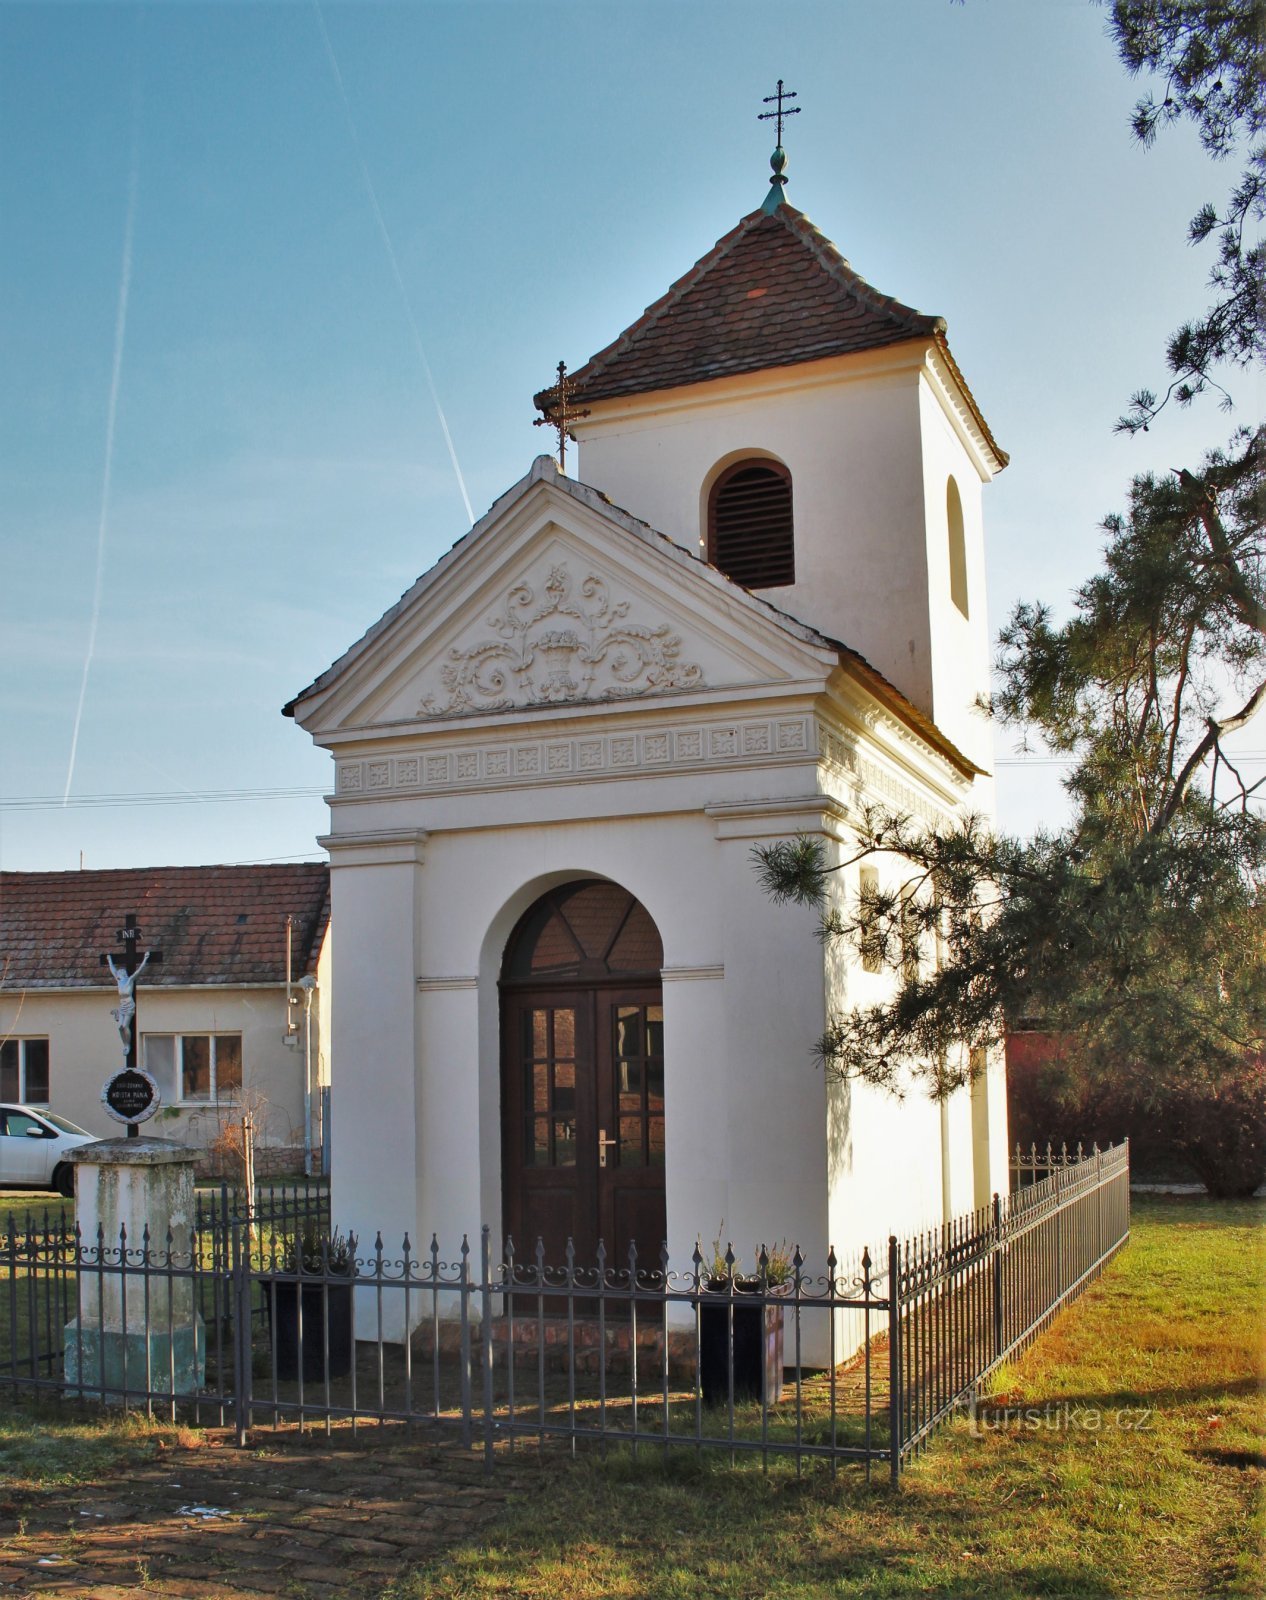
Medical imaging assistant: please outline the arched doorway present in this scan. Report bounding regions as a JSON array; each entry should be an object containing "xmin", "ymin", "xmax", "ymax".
[{"xmin": 500, "ymin": 879, "xmax": 665, "ymax": 1270}]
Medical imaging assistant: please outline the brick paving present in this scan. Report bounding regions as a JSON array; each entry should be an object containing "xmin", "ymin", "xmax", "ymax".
[{"xmin": 0, "ymin": 1425, "xmax": 525, "ymax": 1599}]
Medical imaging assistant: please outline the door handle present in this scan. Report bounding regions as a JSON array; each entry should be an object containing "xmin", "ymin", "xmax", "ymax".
[{"xmin": 598, "ymin": 1128, "xmax": 618, "ymax": 1168}]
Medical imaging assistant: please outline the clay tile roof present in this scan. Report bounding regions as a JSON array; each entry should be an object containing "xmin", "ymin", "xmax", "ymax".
[
  {"xmin": 543, "ymin": 203, "xmax": 945, "ymax": 408},
  {"xmin": 0, "ymin": 864, "xmax": 330, "ymax": 990}
]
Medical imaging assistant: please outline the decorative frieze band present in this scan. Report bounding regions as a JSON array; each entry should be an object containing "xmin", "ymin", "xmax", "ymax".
[
  {"xmin": 331, "ymin": 715, "xmax": 948, "ymax": 824},
  {"xmin": 815, "ymin": 725, "xmax": 941, "ymax": 825},
  {"xmin": 335, "ymin": 716, "xmax": 814, "ymax": 798}
]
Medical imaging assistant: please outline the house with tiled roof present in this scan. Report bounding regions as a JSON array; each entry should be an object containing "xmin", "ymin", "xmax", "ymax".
[
  {"xmin": 285, "ymin": 138, "xmax": 1009, "ymax": 1356},
  {"xmin": 0, "ymin": 865, "xmax": 331, "ymax": 1175}
]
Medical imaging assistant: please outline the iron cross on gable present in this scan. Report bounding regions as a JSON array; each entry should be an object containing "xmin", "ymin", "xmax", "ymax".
[
  {"xmin": 534, "ymin": 360, "xmax": 590, "ymax": 473},
  {"xmin": 759, "ymin": 79, "xmax": 800, "ymax": 147}
]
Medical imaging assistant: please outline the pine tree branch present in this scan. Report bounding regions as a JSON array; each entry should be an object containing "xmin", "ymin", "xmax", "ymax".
[
  {"xmin": 1178, "ymin": 465, "xmax": 1266, "ymax": 635},
  {"xmin": 1152, "ymin": 674, "xmax": 1266, "ymax": 831}
]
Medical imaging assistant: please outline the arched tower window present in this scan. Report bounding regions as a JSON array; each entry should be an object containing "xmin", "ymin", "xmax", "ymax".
[
  {"xmin": 947, "ymin": 477, "xmax": 969, "ymax": 619},
  {"xmin": 706, "ymin": 460, "xmax": 794, "ymax": 589}
]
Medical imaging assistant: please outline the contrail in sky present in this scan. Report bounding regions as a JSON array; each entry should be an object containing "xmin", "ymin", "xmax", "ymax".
[
  {"xmin": 63, "ymin": 122, "xmax": 140, "ymax": 807},
  {"xmin": 313, "ymin": 2, "xmax": 475, "ymax": 526}
]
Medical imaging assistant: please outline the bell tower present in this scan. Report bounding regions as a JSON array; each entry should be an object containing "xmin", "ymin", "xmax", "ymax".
[{"xmin": 537, "ymin": 141, "xmax": 1007, "ymax": 777}]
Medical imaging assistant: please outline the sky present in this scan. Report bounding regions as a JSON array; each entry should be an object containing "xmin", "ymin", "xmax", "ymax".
[{"xmin": 1, "ymin": 0, "xmax": 1259, "ymax": 873}]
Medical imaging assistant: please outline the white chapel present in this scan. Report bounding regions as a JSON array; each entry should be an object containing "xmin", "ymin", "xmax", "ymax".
[{"xmin": 285, "ymin": 145, "xmax": 1011, "ymax": 1309}]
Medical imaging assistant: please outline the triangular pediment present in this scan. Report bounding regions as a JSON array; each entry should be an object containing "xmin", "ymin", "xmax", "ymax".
[{"xmin": 288, "ymin": 460, "xmax": 841, "ymax": 739}]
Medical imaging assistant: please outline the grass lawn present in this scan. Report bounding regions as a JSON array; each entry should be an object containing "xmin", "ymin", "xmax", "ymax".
[
  {"xmin": 390, "ymin": 1194, "xmax": 1264, "ymax": 1600},
  {"xmin": 0, "ymin": 1407, "xmax": 201, "ymax": 1490},
  {"xmin": 0, "ymin": 1191, "xmax": 72, "ymax": 1234}
]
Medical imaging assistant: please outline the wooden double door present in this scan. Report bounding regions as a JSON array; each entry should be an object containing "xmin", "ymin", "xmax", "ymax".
[
  {"xmin": 499, "ymin": 881, "xmax": 666, "ymax": 1280},
  {"xmin": 502, "ymin": 986, "xmax": 665, "ymax": 1276}
]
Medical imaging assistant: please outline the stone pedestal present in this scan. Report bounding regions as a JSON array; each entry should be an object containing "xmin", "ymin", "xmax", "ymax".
[{"xmin": 65, "ymin": 1137, "xmax": 206, "ymax": 1397}]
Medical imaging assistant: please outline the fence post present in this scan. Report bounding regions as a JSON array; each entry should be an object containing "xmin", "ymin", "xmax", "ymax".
[
  {"xmin": 230, "ymin": 1217, "xmax": 253, "ymax": 1449},
  {"xmin": 458, "ymin": 1236, "xmax": 473, "ymax": 1448},
  {"xmin": 991, "ymin": 1192, "xmax": 1003, "ymax": 1363},
  {"xmin": 887, "ymin": 1235, "xmax": 901, "ymax": 1487},
  {"xmin": 480, "ymin": 1226, "xmax": 495, "ymax": 1472}
]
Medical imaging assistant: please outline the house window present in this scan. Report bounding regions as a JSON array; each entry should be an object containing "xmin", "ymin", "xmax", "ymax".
[
  {"xmin": 706, "ymin": 460, "xmax": 794, "ymax": 588},
  {"xmin": 0, "ymin": 1038, "xmax": 50, "ymax": 1103},
  {"xmin": 947, "ymin": 477, "xmax": 969, "ymax": 618},
  {"xmin": 143, "ymin": 1034, "xmax": 242, "ymax": 1104}
]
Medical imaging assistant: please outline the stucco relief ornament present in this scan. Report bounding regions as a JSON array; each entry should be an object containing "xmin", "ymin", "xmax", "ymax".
[{"xmin": 419, "ymin": 564, "xmax": 705, "ymax": 716}]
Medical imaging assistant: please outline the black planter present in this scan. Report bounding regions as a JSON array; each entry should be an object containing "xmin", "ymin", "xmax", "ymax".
[
  {"xmin": 699, "ymin": 1287, "xmax": 785, "ymax": 1406},
  {"xmin": 266, "ymin": 1277, "xmax": 354, "ymax": 1383}
]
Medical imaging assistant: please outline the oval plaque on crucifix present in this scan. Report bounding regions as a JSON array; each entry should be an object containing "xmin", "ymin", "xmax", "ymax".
[{"xmin": 102, "ymin": 1067, "xmax": 161, "ymax": 1127}]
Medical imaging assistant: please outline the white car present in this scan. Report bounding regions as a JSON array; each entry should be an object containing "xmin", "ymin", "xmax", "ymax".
[{"xmin": 0, "ymin": 1104, "xmax": 95, "ymax": 1197}]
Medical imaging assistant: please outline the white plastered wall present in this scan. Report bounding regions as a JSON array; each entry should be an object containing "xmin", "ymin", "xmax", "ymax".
[
  {"xmin": 574, "ymin": 355, "xmax": 938, "ymax": 720},
  {"xmin": 0, "ymin": 986, "xmax": 303, "ymax": 1150},
  {"xmin": 317, "ymin": 738, "xmax": 856, "ymax": 1350},
  {"xmin": 323, "ymin": 831, "xmax": 424, "ymax": 1264},
  {"xmin": 916, "ymin": 368, "xmax": 996, "ymax": 780}
]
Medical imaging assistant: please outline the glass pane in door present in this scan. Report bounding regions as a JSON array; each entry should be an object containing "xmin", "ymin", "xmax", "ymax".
[
  {"xmin": 522, "ymin": 1007, "xmax": 577, "ymax": 1167},
  {"xmin": 613, "ymin": 1003, "xmax": 663, "ymax": 1168}
]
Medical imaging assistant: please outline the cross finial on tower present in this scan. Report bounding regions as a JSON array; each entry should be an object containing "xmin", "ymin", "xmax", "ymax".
[
  {"xmin": 758, "ymin": 79, "xmax": 800, "ymax": 212},
  {"xmin": 759, "ymin": 78, "xmax": 800, "ymax": 147},
  {"xmin": 533, "ymin": 360, "xmax": 590, "ymax": 473}
]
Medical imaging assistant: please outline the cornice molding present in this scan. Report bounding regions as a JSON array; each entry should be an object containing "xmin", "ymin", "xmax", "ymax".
[
  {"xmin": 317, "ymin": 829, "xmax": 428, "ymax": 868},
  {"xmin": 821, "ymin": 685, "xmax": 975, "ymax": 807},
  {"xmin": 921, "ymin": 348, "xmax": 1005, "ymax": 481},
  {"xmin": 571, "ymin": 342, "xmax": 927, "ymax": 435},
  {"xmin": 324, "ymin": 706, "xmax": 970, "ymax": 832},
  {"xmin": 706, "ymin": 793, "xmax": 851, "ymax": 842}
]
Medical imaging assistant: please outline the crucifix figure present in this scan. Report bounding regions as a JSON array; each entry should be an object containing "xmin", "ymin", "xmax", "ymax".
[
  {"xmin": 100, "ymin": 915, "xmax": 163, "ymax": 1133},
  {"xmin": 533, "ymin": 360, "xmax": 590, "ymax": 473},
  {"xmin": 106, "ymin": 949, "xmax": 151, "ymax": 1052},
  {"xmin": 759, "ymin": 79, "xmax": 801, "ymax": 204}
]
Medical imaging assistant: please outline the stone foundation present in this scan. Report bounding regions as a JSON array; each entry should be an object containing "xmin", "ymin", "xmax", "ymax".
[
  {"xmin": 64, "ymin": 1321, "xmax": 206, "ymax": 1396},
  {"xmin": 194, "ymin": 1145, "xmax": 317, "ymax": 1183}
]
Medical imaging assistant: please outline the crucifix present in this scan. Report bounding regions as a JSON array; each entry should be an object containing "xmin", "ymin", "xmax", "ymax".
[
  {"xmin": 759, "ymin": 79, "xmax": 801, "ymax": 147},
  {"xmin": 533, "ymin": 360, "xmax": 590, "ymax": 474},
  {"xmin": 100, "ymin": 914, "xmax": 162, "ymax": 1135}
]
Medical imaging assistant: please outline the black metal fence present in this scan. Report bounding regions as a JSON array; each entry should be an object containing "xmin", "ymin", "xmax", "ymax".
[
  {"xmin": 1, "ymin": 1145, "xmax": 1128, "ymax": 1482},
  {"xmin": 894, "ymin": 1140, "xmax": 1130, "ymax": 1463},
  {"xmin": 195, "ymin": 1176, "xmax": 330, "ymax": 1271}
]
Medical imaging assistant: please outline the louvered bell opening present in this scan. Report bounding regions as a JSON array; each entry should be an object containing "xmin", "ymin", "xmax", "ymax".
[{"xmin": 709, "ymin": 464, "xmax": 795, "ymax": 588}]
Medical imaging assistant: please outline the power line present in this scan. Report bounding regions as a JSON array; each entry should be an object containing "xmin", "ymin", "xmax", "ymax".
[
  {"xmin": 997, "ymin": 751, "xmax": 1265, "ymax": 767},
  {"xmin": 1, "ymin": 787, "xmax": 328, "ymax": 814},
  {"xmin": 223, "ymin": 851, "xmax": 330, "ymax": 865}
]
